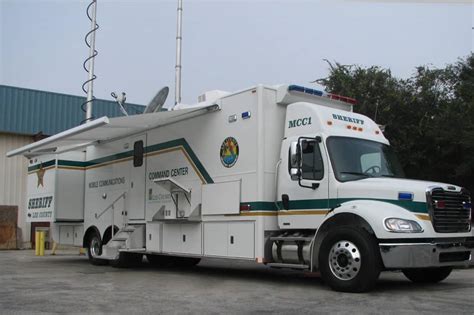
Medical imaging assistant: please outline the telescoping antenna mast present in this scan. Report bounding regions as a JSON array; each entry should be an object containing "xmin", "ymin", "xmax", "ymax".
[
  {"xmin": 174, "ymin": 0, "xmax": 183, "ymax": 105},
  {"xmin": 82, "ymin": 0, "xmax": 99, "ymax": 122}
]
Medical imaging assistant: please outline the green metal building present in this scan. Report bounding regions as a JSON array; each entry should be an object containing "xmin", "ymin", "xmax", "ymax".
[{"xmin": 0, "ymin": 85, "xmax": 145, "ymax": 249}]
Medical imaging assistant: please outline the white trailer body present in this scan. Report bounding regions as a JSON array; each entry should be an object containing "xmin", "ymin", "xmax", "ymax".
[{"xmin": 9, "ymin": 84, "xmax": 474, "ymax": 292}]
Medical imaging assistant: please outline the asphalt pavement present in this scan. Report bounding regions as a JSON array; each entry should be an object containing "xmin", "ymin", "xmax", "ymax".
[{"xmin": 0, "ymin": 250, "xmax": 473, "ymax": 314}]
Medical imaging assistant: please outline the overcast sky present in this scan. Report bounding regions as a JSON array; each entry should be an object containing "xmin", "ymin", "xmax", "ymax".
[{"xmin": 1, "ymin": 0, "xmax": 472, "ymax": 108}]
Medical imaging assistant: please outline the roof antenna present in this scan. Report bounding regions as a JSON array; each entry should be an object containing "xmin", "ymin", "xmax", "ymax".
[
  {"xmin": 81, "ymin": 0, "xmax": 99, "ymax": 124},
  {"xmin": 174, "ymin": 0, "xmax": 183, "ymax": 107},
  {"xmin": 111, "ymin": 92, "xmax": 129, "ymax": 116}
]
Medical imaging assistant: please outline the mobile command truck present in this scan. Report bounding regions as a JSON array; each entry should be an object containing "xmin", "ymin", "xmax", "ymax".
[{"xmin": 8, "ymin": 84, "xmax": 474, "ymax": 292}]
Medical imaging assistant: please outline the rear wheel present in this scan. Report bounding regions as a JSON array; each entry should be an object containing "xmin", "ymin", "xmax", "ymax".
[
  {"xmin": 402, "ymin": 267, "xmax": 453, "ymax": 283},
  {"xmin": 86, "ymin": 233, "xmax": 108, "ymax": 266},
  {"xmin": 319, "ymin": 226, "xmax": 381, "ymax": 293}
]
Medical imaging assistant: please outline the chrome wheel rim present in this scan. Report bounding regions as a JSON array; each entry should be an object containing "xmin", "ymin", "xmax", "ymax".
[
  {"xmin": 90, "ymin": 237, "xmax": 102, "ymax": 258},
  {"xmin": 328, "ymin": 240, "xmax": 361, "ymax": 281}
]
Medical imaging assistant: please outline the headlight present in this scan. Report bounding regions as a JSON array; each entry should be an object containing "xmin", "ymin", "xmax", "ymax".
[{"xmin": 384, "ymin": 218, "xmax": 424, "ymax": 233}]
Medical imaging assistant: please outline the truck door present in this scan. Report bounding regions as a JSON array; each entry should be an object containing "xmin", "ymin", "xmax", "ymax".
[
  {"xmin": 128, "ymin": 134, "xmax": 146, "ymax": 221},
  {"xmin": 277, "ymin": 136, "xmax": 330, "ymax": 229}
]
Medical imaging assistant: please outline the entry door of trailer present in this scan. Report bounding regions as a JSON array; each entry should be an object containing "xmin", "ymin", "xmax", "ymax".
[{"xmin": 128, "ymin": 134, "xmax": 147, "ymax": 220}]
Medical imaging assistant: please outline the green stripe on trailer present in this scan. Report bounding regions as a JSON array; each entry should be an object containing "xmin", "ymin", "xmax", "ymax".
[{"xmin": 242, "ymin": 198, "xmax": 427, "ymax": 214}]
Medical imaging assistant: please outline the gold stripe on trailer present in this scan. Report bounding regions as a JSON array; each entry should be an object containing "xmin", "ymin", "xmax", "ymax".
[
  {"xmin": 57, "ymin": 166, "xmax": 86, "ymax": 171},
  {"xmin": 233, "ymin": 209, "xmax": 331, "ymax": 217},
  {"xmin": 278, "ymin": 209, "xmax": 330, "ymax": 216},
  {"xmin": 145, "ymin": 146, "xmax": 181, "ymax": 158},
  {"xmin": 86, "ymin": 156, "xmax": 133, "ymax": 170},
  {"xmin": 30, "ymin": 145, "xmax": 208, "ymax": 184},
  {"xmin": 232, "ymin": 211, "xmax": 278, "ymax": 217},
  {"xmin": 57, "ymin": 147, "xmax": 181, "ymax": 171}
]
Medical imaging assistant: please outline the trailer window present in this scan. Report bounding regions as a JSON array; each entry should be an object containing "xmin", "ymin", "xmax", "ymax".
[
  {"xmin": 133, "ymin": 140, "xmax": 144, "ymax": 167},
  {"xmin": 301, "ymin": 140, "xmax": 324, "ymax": 180}
]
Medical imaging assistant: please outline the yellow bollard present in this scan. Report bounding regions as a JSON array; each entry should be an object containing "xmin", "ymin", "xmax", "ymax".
[
  {"xmin": 39, "ymin": 231, "xmax": 45, "ymax": 256},
  {"xmin": 35, "ymin": 231, "xmax": 40, "ymax": 256}
]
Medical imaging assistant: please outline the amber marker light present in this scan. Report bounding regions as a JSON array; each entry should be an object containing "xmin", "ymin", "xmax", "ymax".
[
  {"xmin": 327, "ymin": 121, "xmax": 333, "ymax": 125},
  {"xmin": 347, "ymin": 125, "xmax": 352, "ymax": 129}
]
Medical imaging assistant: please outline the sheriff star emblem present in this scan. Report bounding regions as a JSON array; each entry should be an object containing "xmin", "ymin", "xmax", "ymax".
[{"xmin": 36, "ymin": 164, "xmax": 45, "ymax": 187}]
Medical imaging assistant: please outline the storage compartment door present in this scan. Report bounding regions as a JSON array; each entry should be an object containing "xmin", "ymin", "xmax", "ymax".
[
  {"xmin": 59, "ymin": 226, "xmax": 74, "ymax": 245},
  {"xmin": 228, "ymin": 222, "xmax": 255, "ymax": 259},
  {"xmin": 146, "ymin": 222, "xmax": 162, "ymax": 253},
  {"xmin": 202, "ymin": 181, "xmax": 240, "ymax": 215},
  {"xmin": 73, "ymin": 226, "xmax": 83, "ymax": 246},
  {"xmin": 162, "ymin": 224, "xmax": 182, "ymax": 253},
  {"xmin": 203, "ymin": 222, "xmax": 228, "ymax": 257},
  {"xmin": 181, "ymin": 224, "xmax": 202, "ymax": 255}
]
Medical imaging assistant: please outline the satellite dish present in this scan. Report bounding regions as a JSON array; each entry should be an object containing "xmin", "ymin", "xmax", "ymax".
[{"xmin": 144, "ymin": 86, "xmax": 169, "ymax": 113}]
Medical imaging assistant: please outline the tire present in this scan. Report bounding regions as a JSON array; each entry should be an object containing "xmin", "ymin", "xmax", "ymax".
[
  {"xmin": 146, "ymin": 254, "xmax": 176, "ymax": 268},
  {"xmin": 86, "ymin": 232, "xmax": 108, "ymax": 266},
  {"xmin": 402, "ymin": 267, "xmax": 453, "ymax": 283},
  {"xmin": 110, "ymin": 252, "xmax": 143, "ymax": 268},
  {"xmin": 318, "ymin": 226, "xmax": 381, "ymax": 293}
]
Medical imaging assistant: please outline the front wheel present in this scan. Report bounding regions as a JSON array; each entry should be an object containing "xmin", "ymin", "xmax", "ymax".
[
  {"xmin": 318, "ymin": 226, "xmax": 381, "ymax": 293},
  {"xmin": 402, "ymin": 267, "xmax": 453, "ymax": 283}
]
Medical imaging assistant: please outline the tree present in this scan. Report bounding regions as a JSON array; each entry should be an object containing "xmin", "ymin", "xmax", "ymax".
[{"xmin": 316, "ymin": 54, "xmax": 474, "ymax": 193}]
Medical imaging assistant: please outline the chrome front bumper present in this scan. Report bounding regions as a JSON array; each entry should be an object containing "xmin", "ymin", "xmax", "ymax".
[{"xmin": 379, "ymin": 239, "xmax": 474, "ymax": 269}]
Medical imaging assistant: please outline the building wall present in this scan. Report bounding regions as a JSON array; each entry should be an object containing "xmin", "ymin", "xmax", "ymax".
[
  {"xmin": 0, "ymin": 85, "xmax": 145, "ymax": 136},
  {"xmin": 0, "ymin": 133, "xmax": 33, "ymax": 248}
]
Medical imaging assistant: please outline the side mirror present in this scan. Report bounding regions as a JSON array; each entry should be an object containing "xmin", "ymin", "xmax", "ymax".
[
  {"xmin": 289, "ymin": 141, "xmax": 300, "ymax": 180},
  {"xmin": 290, "ymin": 168, "xmax": 299, "ymax": 181}
]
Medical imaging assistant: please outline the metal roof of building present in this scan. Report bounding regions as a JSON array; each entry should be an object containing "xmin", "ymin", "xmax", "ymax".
[{"xmin": 0, "ymin": 85, "xmax": 145, "ymax": 136}]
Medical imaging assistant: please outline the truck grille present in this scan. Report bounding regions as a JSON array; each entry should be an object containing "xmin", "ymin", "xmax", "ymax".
[{"xmin": 428, "ymin": 188, "xmax": 471, "ymax": 233}]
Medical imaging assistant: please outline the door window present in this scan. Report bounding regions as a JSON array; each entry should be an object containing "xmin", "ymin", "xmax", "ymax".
[
  {"xmin": 133, "ymin": 140, "xmax": 144, "ymax": 167},
  {"xmin": 301, "ymin": 140, "xmax": 324, "ymax": 180}
]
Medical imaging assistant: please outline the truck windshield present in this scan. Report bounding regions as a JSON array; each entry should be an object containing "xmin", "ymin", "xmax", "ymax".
[{"xmin": 327, "ymin": 136, "xmax": 405, "ymax": 182}]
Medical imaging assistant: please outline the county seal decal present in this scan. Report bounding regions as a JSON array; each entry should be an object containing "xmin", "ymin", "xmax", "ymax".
[{"xmin": 220, "ymin": 137, "xmax": 239, "ymax": 168}]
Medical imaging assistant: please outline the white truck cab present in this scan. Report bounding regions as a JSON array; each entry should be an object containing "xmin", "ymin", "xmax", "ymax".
[{"xmin": 8, "ymin": 84, "xmax": 473, "ymax": 292}]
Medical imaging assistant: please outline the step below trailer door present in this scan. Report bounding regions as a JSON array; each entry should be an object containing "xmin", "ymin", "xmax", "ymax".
[{"xmin": 128, "ymin": 134, "xmax": 147, "ymax": 220}]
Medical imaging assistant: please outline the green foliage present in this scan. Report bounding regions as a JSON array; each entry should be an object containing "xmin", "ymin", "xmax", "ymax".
[{"xmin": 316, "ymin": 54, "xmax": 474, "ymax": 193}]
